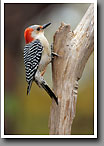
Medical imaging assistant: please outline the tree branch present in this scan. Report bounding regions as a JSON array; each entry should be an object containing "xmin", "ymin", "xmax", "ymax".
[{"xmin": 49, "ymin": 4, "xmax": 94, "ymax": 135}]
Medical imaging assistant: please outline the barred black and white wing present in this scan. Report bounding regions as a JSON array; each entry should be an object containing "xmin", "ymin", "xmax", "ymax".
[{"xmin": 24, "ymin": 39, "xmax": 43, "ymax": 95}]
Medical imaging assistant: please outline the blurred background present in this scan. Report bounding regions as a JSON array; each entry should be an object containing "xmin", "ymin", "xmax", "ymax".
[{"xmin": 4, "ymin": 3, "xmax": 94, "ymax": 135}]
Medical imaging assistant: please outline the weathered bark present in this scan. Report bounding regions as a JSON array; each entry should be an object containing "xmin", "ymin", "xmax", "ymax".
[{"xmin": 49, "ymin": 4, "xmax": 94, "ymax": 135}]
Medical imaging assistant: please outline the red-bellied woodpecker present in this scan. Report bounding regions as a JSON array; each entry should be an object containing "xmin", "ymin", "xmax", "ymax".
[{"xmin": 24, "ymin": 22, "xmax": 58, "ymax": 104}]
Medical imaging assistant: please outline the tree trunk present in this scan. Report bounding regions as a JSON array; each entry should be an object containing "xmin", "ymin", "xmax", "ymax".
[{"xmin": 49, "ymin": 4, "xmax": 94, "ymax": 135}]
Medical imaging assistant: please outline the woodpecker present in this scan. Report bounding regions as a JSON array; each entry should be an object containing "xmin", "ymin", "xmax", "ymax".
[{"xmin": 24, "ymin": 22, "xmax": 58, "ymax": 104}]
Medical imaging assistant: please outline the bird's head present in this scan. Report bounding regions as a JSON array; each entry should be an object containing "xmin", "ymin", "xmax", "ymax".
[{"xmin": 24, "ymin": 22, "xmax": 51, "ymax": 44}]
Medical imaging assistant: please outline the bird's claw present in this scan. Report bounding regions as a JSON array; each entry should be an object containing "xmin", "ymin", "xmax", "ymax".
[{"xmin": 52, "ymin": 52, "xmax": 60, "ymax": 57}]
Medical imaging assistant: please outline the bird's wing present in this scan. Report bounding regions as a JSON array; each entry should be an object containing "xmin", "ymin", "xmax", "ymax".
[{"xmin": 24, "ymin": 39, "xmax": 43, "ymax": 84}]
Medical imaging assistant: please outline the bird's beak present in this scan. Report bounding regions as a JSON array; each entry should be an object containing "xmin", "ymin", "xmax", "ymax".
[{"xmin": 42, "ymin": 22, "xmax": 51, "ymax": 29}]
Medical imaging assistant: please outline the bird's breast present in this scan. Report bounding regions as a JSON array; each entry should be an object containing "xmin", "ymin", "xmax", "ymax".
[{"xmin": 36, "ymin": 34, "xmax": 51, "ymax": 72}]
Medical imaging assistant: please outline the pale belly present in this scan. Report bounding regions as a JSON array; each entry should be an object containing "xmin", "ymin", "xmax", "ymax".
[{"xmin": 38, "ymin": 53, "xmax": 51, "ymax": 72}]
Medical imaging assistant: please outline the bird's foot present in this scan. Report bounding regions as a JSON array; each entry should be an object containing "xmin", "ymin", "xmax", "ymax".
[
  {"xmin": 41, "ymin": 68, "xmax": 46, "ymax": 76},
  {"xmin": 51, "ymin": 43, "xmax": 60, "ymax": 61}
]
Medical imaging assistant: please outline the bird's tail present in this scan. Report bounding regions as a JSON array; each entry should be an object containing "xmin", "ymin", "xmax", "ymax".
[
  {"xmin": 41, "ymin": 82, "xmax": 58, "ymax": 105},
  {"xmin": 27, "ymin": 81, "xmax": 32, "ymax": 95}
]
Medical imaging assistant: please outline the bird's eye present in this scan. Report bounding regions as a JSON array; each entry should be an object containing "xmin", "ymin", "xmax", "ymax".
[{"xmin": 37, "ymin": 27, "xmax": 40, "ymax": 31}]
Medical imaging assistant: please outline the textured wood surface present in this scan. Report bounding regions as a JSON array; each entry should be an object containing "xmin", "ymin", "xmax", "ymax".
[{"xmin": 49, "ymin": 4, "xmax": 94, "ymax": 135}]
